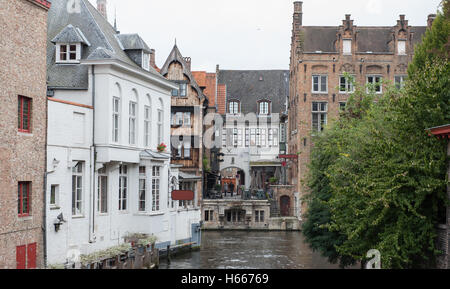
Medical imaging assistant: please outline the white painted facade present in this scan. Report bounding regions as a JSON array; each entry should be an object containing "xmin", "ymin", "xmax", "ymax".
[{"xmin": 46, "ymin": 61, "xmax": 201, "ymax": 265}]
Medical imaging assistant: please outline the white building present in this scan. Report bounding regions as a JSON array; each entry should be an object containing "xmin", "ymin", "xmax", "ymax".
[{"xmin": 45, "ymin": 0, "xmax": 201, "ymax": 266}]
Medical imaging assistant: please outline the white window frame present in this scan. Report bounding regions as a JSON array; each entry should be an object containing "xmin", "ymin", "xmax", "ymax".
[
  {"xmin": 395, "ymin": 75, "xmax": 407, "ymax": 89},
  {"xmin": 119, "ymin": 165, "xmax": 128, "ymax": 211},
  {"xmin": 157, "ymin": 109, "xmax": 163, "ymax": 144},
  {"xmin": 144, "ymin": 106, "xmax": 151, "ymax": 147},
  {"xmin": 72, "ymin": 162, "xmax": 84, "ymax": 216},
  {"xmin": 312, "ymin": 102, "xmax": 328, "ymax": 133},
  {"xmin": 312, "ymin": 75, "xmax": 328, "ymax": 93},
  {"xmin": 180, "ymin": 83, "xmax": 187, "ymax": 97},
  {"xmin": 129, "ymin": 101, "xmax": 137, "ymax": 145},
  {"xmin": 229, "ymin": 101, "xmax": 240, "ymax": 115},
  {"xmin": 339, "ymin": 75, "xmax": 355, "ymax": 94},
  {"xmin": 112, "ymin": 97, "xmax": 120, "ymax": 143},
  {"xmin": 50, "ymin": 185, "xmax": 59, "ymax": 208},
  {"xmin": 142, "ymin": 52, "xmax": 150, "ymax": 71},
  {"xmin": 152, "ymin": 166, "xmax": 161, "ymax": 212},
  {"xmin": 97, "ymin": 169, "xmax": 108, "ymax": 214},
  {"xmin": 259, "ymin": 101, "xmax": 270, "ymax": 116},
  {"xmin": 139, "ymin": 167, "xmax": 147, "ymax": 212},
  {"xmin": 343, "ymin": 39, "xmax": 352, "ymax": 55},
  {"xmin": 366, "ymin": 75, "xmax": 383, "ymax": 94},
  {"xmin": 398, "ymin": 40, "xmax": 406, "ymax": 55},
  {"xmin": 56, "ymin": 43, "xmax": 81, "ymax": 63}
]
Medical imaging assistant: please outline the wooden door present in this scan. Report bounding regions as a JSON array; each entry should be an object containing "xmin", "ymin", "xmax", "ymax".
[{"xmin": 280, "ymin": 196, "xmax": 291, "ymax": 217}]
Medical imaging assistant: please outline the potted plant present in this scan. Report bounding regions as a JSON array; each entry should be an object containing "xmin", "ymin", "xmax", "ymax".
[
  {"xmin": 157, "ymin": 143, "xmax": 167, "ymax": 152},
  {"xmin": 269, "ymin": 177, "xmax": 278, "ymax": 185}
]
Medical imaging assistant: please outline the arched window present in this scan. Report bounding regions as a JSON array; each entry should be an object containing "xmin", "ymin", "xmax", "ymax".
[
  {"xmin": 258, "ymin": 100, "xmax": 270, "ymax": 115},
  {"xmin": 228, "ymin": 100, "xmax": 240, "ymax": 114},
  {"xmin": 129, "ymin": 89, "xmax": 138, "ymax": 145},
  {"xmin": 157, "ymin": 98, "xmax": 164, "ymax": 144},
  {"xmin": 112, "ymin": 83, "xmax": 121, "ymax": 143},
  {"xmin": 144, "ymin": 94, "xmax": 152, "ymax": 147}
]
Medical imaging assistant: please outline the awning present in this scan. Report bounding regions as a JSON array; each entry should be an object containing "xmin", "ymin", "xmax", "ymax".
[
  {"xmin": 179, "ymin": 171, "xmax": 202, "ymax": 180},
  {"xmin": 172, "ymin": 190, "xmax": 195, "ymax": 201}
]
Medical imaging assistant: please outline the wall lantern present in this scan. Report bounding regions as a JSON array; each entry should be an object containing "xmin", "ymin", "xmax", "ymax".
[{"xmin": 54, "ymin": 213, "xmax": 66, "ymax": 233}]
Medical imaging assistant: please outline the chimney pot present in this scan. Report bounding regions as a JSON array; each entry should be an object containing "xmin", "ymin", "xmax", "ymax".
[
  {"xmin": 97, "ymin": 0, "xmax": 108, "ymax": 20},
  {"xmin": 293, "ymin": 2, "xmax": 303, "ymax": 26},
  {"xmin": 294, "ymin": 1, "xmax": 303, "ymax": 13}
]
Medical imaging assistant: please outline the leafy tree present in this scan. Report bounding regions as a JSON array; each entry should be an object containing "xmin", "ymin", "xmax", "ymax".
[{"xmin": 303, "ymin": 2, "xmax": 449, "ymax": 268}]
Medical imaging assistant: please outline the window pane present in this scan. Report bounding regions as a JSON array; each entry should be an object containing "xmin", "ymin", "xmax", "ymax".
[{"xmin": 321, "ymin": 76, "xmax": 327, "ymax": 92}]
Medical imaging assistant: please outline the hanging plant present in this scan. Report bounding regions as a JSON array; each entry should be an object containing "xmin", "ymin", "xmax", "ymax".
[{"xmin": 157, "ymin": 143, "xmax": 167, "ymax": 152}]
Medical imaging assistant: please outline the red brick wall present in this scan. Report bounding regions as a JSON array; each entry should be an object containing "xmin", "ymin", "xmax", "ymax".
[{"xmin": 0, "ymin": 0, "xmax": 48, "ymax": 269}]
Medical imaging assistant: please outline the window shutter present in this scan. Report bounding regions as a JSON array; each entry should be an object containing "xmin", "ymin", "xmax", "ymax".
[
  {"xmin": 27, "ymin": 243, "xmax": 37, "ymax": 269},
  {"xmin": 16, "ymin": 245, "xmax": 26, "ymax": 269}
]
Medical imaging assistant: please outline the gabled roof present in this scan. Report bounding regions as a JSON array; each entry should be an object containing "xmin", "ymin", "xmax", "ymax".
[
  {"xmin": 160, "ymin": 44, "xmax": 205, "ymax": 100},
  {"xmin": 116, "ymin": 34, "xmax": 152, "ymax": 53},
  {"xmin": 218, "ymin": 70, "xmax": 289, "ymax": 115},
  {"xmin": 51, "ymin": 24, "xmax": 91, "ymax": 46},
  {"xmin": 47, "ymin": 0, "xmax": 165, "ymax": 89}
]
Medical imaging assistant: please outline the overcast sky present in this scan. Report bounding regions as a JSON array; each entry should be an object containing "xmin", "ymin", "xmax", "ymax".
[{"xmin": 88, "ymin": 0, "xmax": 442, "ymax": 72}]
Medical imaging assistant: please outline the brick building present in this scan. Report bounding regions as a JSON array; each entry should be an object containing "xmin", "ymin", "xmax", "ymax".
[
  {"xmin": 288, "ymin": 1, "xmax": 432, "ymax": 217},
  {"xmin": 0, "ymin": 0, "xmax": 50, "ymax": 269}
]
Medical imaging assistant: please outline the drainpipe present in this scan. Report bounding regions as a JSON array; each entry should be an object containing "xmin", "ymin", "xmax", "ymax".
[
  {"xmin": 43, "ymin": 94, "xmax": 49, "ymax": 267},
  {"xmin": 89, "ymin": 65, "xmax": 97, "ymax": 243}
]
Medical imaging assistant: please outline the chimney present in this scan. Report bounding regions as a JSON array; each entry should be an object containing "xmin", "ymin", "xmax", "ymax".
[
  {"xmin": 150, "ymin": 49, "xmax": 156, "ymax": 69},
  {"xmin": 294, "ymin": 1, "xmax": 303, "ymax": 26},
  {"xmin": 97, "ymin": 0, "xmax": 108, "ymax": 20},
  {"xmin": 427, "ymin": 14, "xmax": 437, "ymax": 29},
  {"xmin": 183, "ymin": 57, "xmax": 192, "ymax": 71}
]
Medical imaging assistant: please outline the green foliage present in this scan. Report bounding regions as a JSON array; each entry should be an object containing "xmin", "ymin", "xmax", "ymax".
[{"xmin": 303, "ymin": 7, "xmax": 449, "ymax": 268}]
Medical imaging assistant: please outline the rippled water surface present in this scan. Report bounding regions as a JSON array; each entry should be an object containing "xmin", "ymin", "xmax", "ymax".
[{"xmin": 160, "ymin": 231, "xmax": 345, "ymax": 269}]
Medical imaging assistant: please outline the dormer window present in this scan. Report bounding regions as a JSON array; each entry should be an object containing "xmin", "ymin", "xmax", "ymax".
[
  {"xmin": 228, "ymin": 101, "xmax": 240, "ymax": 115},
  {"xmin": 142, "ymin": 52, "xmax": 150, "ymax": 71},
  {"xmin": 258, "ymin": 101, "xmax": 271, "ymax": 116},
  {"xmin": 56, "ymin": 43, "xmax": 81, "ymax": 63}
]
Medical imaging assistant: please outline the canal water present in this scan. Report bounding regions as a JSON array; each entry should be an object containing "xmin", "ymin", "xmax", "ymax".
[{"xmin": 160, "ymin": 231, "xmax": 343, "ymax": 269}]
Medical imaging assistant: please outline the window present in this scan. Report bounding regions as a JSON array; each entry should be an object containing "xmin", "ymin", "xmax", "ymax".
[
  {"xmin": 339, "ymin": 75, "xmax": 355, "ymax": 93},
  {"xmin": 142, "ymin": 52, "xmax": 150, "ymax": 71},
  {"xmin": 184, "ymin": 112, "xmax": 191, "ymax": 126},
  {"xmin": 152, "ymin": 167, "xmax": 160, "ymax": 211},
  {"xmin": 245, "ymin": 128, "xmax": 250, "ymax": 147},
  {"xmin": 312, "ymin": 75, "xmax": 328, "ymax": 93},
  {"xmin": 280, "ymin": 124, "xmax": 287, "ymax": 143},
  {"xmin": 157, "ymin": 109, "xmax": 163, "ymax": 144},
  {"xmin": 255, "ymin": 210, "xmax": 265, "ymax": 222},
  {"xmin": 398, "ymin": 40, "xmax": 406, "ymax": 55},
  {"xmin": 16, "ymin": 243, "xmax": 36, "ymax": 269},
  {"xmin": 129, "ymin": 102, "xmax": 137, "ymax": 145},
  {"xmin": 205, "ymin": 210, "xmax": 214, "ymax": 221},
  {"xmin": 50, "ymin": 185, "xmax": 59, "ymax": 208},
  {"xmin": 144, "ymin": 106, "xmax": 151, "ymax": 147},
  {"xmin": 312, "ymin": 102, "xmax": 328, "ymax": 132},
  {"xmin": 172, "ymin": 112, "xmax": 191, "ymax": 127},
  {"xmin": 172, "ymin": 89, "xmax": 179, "ymax": 97},
  {"xmin": 250, "ymin": 129, "xmax": 256, "ymax": 146},
  {"xmin": 98, "ymin": 168, "xmax": 108, "ymax": 214},
  {"xmin": 18, "ymin": 182, "xmax": 31, "ymax": 217},
  {"xmin": 139, "ymin": 166, "xmax": 146, "ymax": 212},
  {"xmin": 259, "ymin": 101, "xmax": 270, "ymax": 115},
  {"xmin": 395, "ymin": 75, "xmax": 407, "ymax": 89},
  {"xmin": 343, "ymin": 39, "xmax": 352, "ymax": 55},
  {"xmin": 56, "ymin": 44, "xmax": 79, "ymax": 63},
  {"xmin": 180, "ymin": 83, "xmax": 187, "ymax": 97},
  {"xmin": 112, "ymin": 97, "xmax": 120, "ymax": 143},
  {"xmin": 339, "ymin": 102, "xmax": 347, "ymax": 112},
  {"xmin": 367, "ymin": 76, "xmax": 382, "ymax": 93},
  {"xmin": 18, "ymin": 96, "xmax": 32, "ymax": 133},
  {"xmin": 72, "ymin": 162, "xmax": 83, "ymax": 216},
  {"xmin": 222, "ymin": 128, "xmax": 227, "ymax": 148},
  {"xmin": 260, "ymin": 129, "xmax": 267, "ymax": 147},
  {"xmin": 184, "ymin": 140, "xmax": 191, "ymax": 159},
  {"xmin": 119, "ymin": 165, "xmax": 128, "ymax": 211},
  {"xmin": 228, "ymin": 101, "xmax": 240, "ymax": 114}
]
